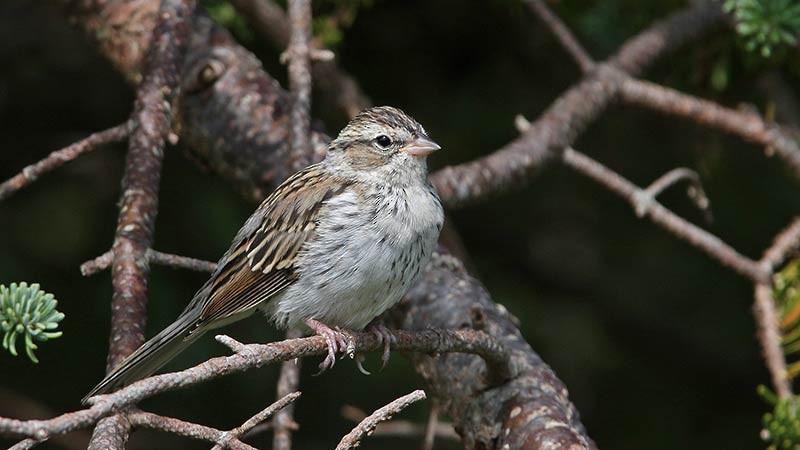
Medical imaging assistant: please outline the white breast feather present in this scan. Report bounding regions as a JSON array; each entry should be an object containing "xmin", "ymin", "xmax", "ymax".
[{"xmin": 264, "ymin": 184, "xmax": 443, "ymax": 330}]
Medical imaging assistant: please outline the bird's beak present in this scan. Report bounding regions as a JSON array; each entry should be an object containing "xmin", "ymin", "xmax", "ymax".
[{"xmin": 403, "ymin": 136, "xmax": 441, "ymax": 157}]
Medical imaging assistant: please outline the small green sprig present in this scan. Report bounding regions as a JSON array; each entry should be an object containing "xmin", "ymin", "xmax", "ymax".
[
  {"xmin": 0, "ymin": 282, "xmax": 64, "ymax": 363},
  {"xmin": 724, "ymin": 0, "xmax": 800, "ymax": 58},
  {"xmin": 759, "ymin": 385, "xmax": 800, "ymax": 450}
]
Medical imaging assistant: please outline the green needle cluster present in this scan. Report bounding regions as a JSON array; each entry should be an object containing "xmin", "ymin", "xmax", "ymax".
[
  {"xmin": 0, "ymin": 282, "xmax": 64, "ymax": 363},
  {"xmin": 760, "ymin": 386, "xmax": 800, "ymax": 450},
  {"xmin": 724, "ymin": 0, "xmax": 800, "ymax": 57}
]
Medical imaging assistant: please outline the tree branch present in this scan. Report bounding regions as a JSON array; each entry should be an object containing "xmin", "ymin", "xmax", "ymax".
[
  {"xmin": 225, "ymin": 0, "xmax": 370, "ymax": 118},
  {"xmin": 635, "ymin": 167, "xmax": 711, "ymax": 221},
  {"xmin": 0, "ymin": 123, "xmax": 129, "ymax": 202},
  {"xmin": 754, "ymin": 283, "xmax": 792, "ymax": 399},
  {"xmin": 421, "ymin": 398, "xmax": 441, "ymax": 450},
  {"xmin": 620, "ymin": 77, "xmax": 800, "ymax": 178},
  {"xmin": 0, "ymin": 329, "xmax": 507, "ymax": 443},
  {"xmin": 762, "ymin": 217, "xmax": 800, "ymax": 272},
  {"xmin": 284, "ymin": 0, "xmax": 313, "ymax": 168},
  {"xmin": 335, "ymin": 390, "xmax": 426, "ymax": 450},
  {"xmin": 431, "ymin": 3, "xmax": 726, "ymax": 208},
  {"xmin": 561, "ymin": 146, "xmax": 769, "ymax": 283},
  {"xmin": 272, "ymin": 329, "xmax": 303, "ymax": 450},
  {"xmin": 753, "ymin": 217, "xmax": 800, "ymax": 399},
  {"xmin": 609, "ymin": 2, "xmax": 725, "ymax": 76},
  {"xmin": 523, "ymin": 0, "xmax": 594, "ymax": 72},
  {"xmin": 394, "ymin": 251, "xmax": 595, "ymax": 449},
  {"xmin": 340, "ymin": 404, "xmax": 458, "ymax": 443},
  {"xmin": 89, "ymin": 0, "xmax": 194, "ymax": 448},
  {"xmin": 212, "ymin": 392, "xmax": 301, "ymax": 450},
  {"xmin": 80, "ymin": 249, "xmax": 216, "ymax": 276},
  {"xmin": 127, "ymin": 411, "xmax": 255, "ymax": 450}
]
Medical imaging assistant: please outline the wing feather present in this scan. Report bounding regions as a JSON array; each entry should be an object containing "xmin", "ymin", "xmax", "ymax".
[{"xmin": 197, "ymin": 165, "xmax": 351, "ymax": 325}]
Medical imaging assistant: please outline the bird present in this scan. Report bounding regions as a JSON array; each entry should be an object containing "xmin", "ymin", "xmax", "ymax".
[{"xmin": 83, "ymin": 106, "xmax": 444, "ymax": 402}]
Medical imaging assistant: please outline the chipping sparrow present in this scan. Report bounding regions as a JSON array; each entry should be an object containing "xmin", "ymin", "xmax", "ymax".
[{"xmin": 84, "ymin": 106, "xmax": 444, "ymax": 401}]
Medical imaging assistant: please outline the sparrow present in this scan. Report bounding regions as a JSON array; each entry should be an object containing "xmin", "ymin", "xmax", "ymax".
[{"xmin": 84, "ymin": 106, "xmax": 444, "ymax": 402}]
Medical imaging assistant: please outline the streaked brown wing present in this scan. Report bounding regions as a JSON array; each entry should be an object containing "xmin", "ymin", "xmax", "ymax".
[{"xmin": 198, "ymin": 165, "xmax": 351, "ymax": 324}]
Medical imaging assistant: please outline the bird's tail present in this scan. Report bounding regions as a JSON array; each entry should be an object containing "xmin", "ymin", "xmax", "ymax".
[{"xmin": 82, "ymin": 310, "xmax": 204, "ymax": 404}]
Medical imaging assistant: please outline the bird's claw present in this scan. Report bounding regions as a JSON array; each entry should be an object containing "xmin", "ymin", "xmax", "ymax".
[
  {"xmin": 305, "ymin": 319, "xmax": 353, "ymax": 375},
  {"xmin": 368, "ymin": 323, "xmax": 397, "ymax": 372},
  {"xmin": 355, "ymin": 353, "xmax": 371, "ymax": 375}
]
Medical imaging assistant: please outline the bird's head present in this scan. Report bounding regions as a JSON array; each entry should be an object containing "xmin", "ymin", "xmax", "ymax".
[{"xmin": 326, "ymin": 106, "xmax": 440, "ymax": 184}]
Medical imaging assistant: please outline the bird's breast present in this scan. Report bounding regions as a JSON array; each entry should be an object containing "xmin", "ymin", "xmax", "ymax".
[{"xmin": 265, "ymin": 185, "xmax": 443, "ymax": 330}]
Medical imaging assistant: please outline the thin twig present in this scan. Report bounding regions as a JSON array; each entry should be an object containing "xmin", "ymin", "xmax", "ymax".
[
  {"xmin": 215, "ymin": 335, "xmax": 248, "ymax": 353},
  {"xmin": 212, "ymin": 392, "xmax": 301, "ymax": 450},
  {"xmin": 761, "ymin": 217, "xmax": 800, "ymax": 272},
  {"xmin": 225, "ymin": 0, "xmax": 370, "ymax": 118},
  {"xmin": 561, "ymin": 147, "xmax": 770, "ymax": 284},
  {"xmin": 286, "ymin": 0, "xmax": 313, "ymax": 168},
  {"xmin": 272, "ymin": 328, "xmax": 304, "ymax": 450},
  {"xmin": 80, "ymin": 249, "xmax": 216, "ymax": 276},
  {"xmin": 754, "ymin": 283, "xmax": 792, "ymax": 399},
  {"xmin": 421, "ymin": 398, "xmax": 440, "ymax": 450},
  {"xmin": 517, "ymin": 116, "xmax": 712, "ymax": 222},
  {"xmin": 80, "ymin": 251, "xmax": 115, "ymax": 276},
  {"xmin": 127, "ymin": 411, "xmax": 255, "ymax": 450},
  {"xmin": 341, "ymin": 405, "xmax": 458, "ymax": 443},
  {"xmin": 634, "ymin": 167, "xmax": 711, "ymax": 222},
  {"xmin": 0, "ymin": 389, "xmax": 89, "ymax": 450},
  {"xmin": 523, "ymin": 0, "xmax": 594, "ymax": 72},
  {"xmin": 753, "ymin": 217, "xmax": 800, "ymax": 400},
  {"xmin": 147, "ymin": 250, "xmax": 217, "ymax": 272},
  {"xmin": 0, "ymin": 123, "xmax": 129, "ymax": 201},
  {"xmin": 335, "ymin": 390, "xmax": 426, "ymax": 450}
]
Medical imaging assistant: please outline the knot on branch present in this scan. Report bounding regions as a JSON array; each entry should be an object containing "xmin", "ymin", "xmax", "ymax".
[{"xmin": 184, "ymin": 47, "xmax": 233, "ymax": 93}]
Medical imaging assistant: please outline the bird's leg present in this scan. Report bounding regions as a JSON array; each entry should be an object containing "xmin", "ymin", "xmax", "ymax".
[
  {"xmin": 305, "ymin": 318, "xmax": 351, "ymax": 373},
  {"xmin": 367, "ymin": 320, "xmax": 397, "ymax": 371}
]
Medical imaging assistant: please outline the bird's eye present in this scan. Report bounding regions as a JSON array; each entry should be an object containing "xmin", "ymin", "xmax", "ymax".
[{"xmin": 374, "ymin": 135, "xmax": 392, "ymax": 149}]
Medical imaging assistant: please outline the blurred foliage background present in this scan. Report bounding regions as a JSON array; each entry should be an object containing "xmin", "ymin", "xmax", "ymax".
[{"xmin": 1, "ymin": 0, "xmax": 800, "ymax": 449}]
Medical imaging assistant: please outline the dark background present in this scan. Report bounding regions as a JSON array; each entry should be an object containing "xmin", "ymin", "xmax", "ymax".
[{"xmin": 1, "ymin": 0, "xmax": 799, "ymax": 449}]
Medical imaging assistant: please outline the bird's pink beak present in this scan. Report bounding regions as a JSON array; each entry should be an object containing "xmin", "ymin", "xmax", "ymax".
[{"xmin": 403, "ymin": 136, "xmax": 441, "ymax": 157}]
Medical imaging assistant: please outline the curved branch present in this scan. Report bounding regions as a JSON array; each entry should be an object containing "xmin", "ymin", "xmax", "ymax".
[
  {"xmin": 635, "ymin": 167, "xmax": 711, "ymax": 221},
  {"xmin": 393, "ymin": 250, "xmax": 595, "ymax": 449}
]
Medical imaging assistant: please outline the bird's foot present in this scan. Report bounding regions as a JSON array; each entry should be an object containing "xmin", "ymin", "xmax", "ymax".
[
  {"xmin": 305, "ymin": 318, "xmax": 353, "ymax": 374},
  {"xmin": 368, "ymin": 322, "xmax": 397, "ymax": 372}
]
